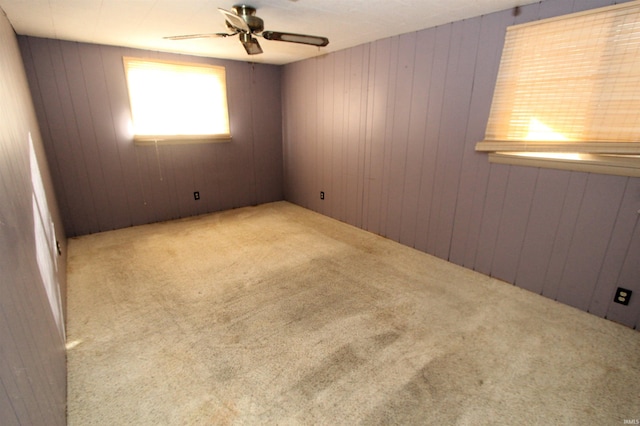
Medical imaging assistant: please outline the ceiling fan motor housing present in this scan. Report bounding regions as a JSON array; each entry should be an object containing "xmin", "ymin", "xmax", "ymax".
[{"xmin": 230, "ymin": 5, "xmax": 264, "ymax": 33}]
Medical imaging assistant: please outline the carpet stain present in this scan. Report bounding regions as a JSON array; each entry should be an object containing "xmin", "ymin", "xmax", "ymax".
[
  {"xmin": 363, "ymin": 349, "xmax": 485, "ymax": 425},
  {"xmin": 210, "ymin": 361, "xmax": 238, "ymax": 383},
  {"xmin": 293, "ymin": 344, "xmax": 364, "ymax": 399},
  {"xmin": 372, "ymin": 331, "xmax": 401, "ymax": 349}
]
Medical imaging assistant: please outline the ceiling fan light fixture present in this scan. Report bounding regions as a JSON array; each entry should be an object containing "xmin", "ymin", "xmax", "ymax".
[{"xmin": 239, "ymin": 32, "xmax": 263, "ymax": 55}]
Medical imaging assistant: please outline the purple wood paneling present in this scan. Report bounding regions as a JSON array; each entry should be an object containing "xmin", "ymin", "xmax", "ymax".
[
  {"xmin": 284, "ymin": 60, "xmax": 312, "ymax": 210},
  {"xmin": 331, "ymin": 53, "xmax": 343, "ymax": 219},
  {"xmin": 319, "ymin": 55, "xmax": 334, "ymax": 218},
  {"xmin": 0, "ymin": 305, "xmax": 37, "ymax": 424},
  {"xmin": 60, "ymin": 42, "xmax": 115, "ymax": 232},
  {"xmin": 398, "ymin": 28, "xmax": 436, "ymax": 249},
  {"xmin": 431, "ymin": 18, "xmax": 482, "ymax": 260},
  {"xmin": 574, "ymin": 0, "xmax": 622, "ymax": 13},
  {"xmin": 377, "ymin": 36, "xmax": 401, "ymax": 238},
  {"xmin": 284, "ymin": 62, "xmax": 302, "ymax": 204},
  {"xmin": 282, "ymin": 0, "xmax": 639, "ymax": 328},
  {"xmin": 0, "ymin": 379, "xmax": 20, "ymax": 426},
  {"xmin": 449, "ymin": 9, "xmax": 514, "ymax": 267},
  {"xmin": 297, "ymin": 59, "xmax": 317, "ymax": 212},
  {"xmin": 555, "ymin": 174, "xmax": 627, "ymax": 311},
  {"xmin": 613, "ymin": 217, "xmax": 640, "ymax": 328},
  {"xmin": 251, "ymin": 64, "xmax": 284, "ymax": 205},
  {"xmin": 413, "ymin": 23, "xmax": 452, "ymax": 253},
  {"xmin": 347, "ymin": 47, "xmax": 364, "ymax": 225},
  {"xmin": 22, "ymin": 38, "xmax": 284, "ymax": 236},
  {"xmin": 362, "ymin": 38, "xmax": 392, "ymax": 235},
  {"xmin": 539, "ymin": 0, "xmax": 575, "ymax": 20},
  {"xmin": 384, "ymin": 33, "xmax": 417, "ymax": 242},
  {"xmin": 490, "ymin": 166, "xmax": 539, "ymax": 283},
  {"xmin": 24, "ymin": 38, "xmax": 95, "ymax": 236},
  {"xmin": 314, "ymin": 57, "xmax": 327, "ymax": 216},
  {"xmin": 1, "ymin": 13, "xmax": 66, "ymax": 425},
  {"xmin": 589, "ymin": 178, "xmax": 640, "ymax": 320},
  {"xmin": 353, "ymin": 45, "xmax": 370, "ymax": 229},
  {"xmin": 541, "ymin": 172, "xmax": 589, "ymax": 300},
  {"xmin": 515, "ymin": 169, "xmax": 571, "ymax": 294},
  {"xmin": 79, "ymin": 43, "xmax": 133, "ymax": 229},
  {"xmin": 473, "ymin": 164, "xmax": 510, "ymax": 275},
  {"xmin": 100, "ymin": 45, "xmax": 153, "ymax": 227}
]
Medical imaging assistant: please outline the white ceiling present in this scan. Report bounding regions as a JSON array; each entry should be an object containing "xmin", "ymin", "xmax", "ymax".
[{"xmin": 0, "ymin": 0, "xmax": 536, "ymax": 65}]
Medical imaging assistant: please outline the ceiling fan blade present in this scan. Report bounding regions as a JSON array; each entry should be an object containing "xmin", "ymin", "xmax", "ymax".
[
  {"xmin": 262, "ymin": 31, "xmax": 329, "ymax": 47},
  {"xmin": 239, "ymin": 33, "xmax": 263, "ymax": 55},
  {"xmin": 164, "ymin": 32, "xmax": 232, "ymax": 40},
  {"xmin": 218, "ymin": 7, "xmax": 250, "ymax": 33}
]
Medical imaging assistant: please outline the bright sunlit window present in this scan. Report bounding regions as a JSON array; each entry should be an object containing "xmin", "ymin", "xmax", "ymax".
[
  {"xmin": 123, "ymin": 57, "xmax": 231, "ymax": 144},
  {"xmin": 476, "ymin": 1, "xmax": 640, "ymax": 177}
]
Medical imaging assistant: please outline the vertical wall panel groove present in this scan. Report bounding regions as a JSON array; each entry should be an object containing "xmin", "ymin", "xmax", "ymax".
[
  {"xmin": 413, "ymin": 24, "xmax": 452, "ymax": 254},
  {"xmin": 490, "ymin": 167, "xmax": 539, "ymax": 283},
  {"xmin": 384, "ymin": 33, "xmax": 417, "ymax": 242},
  {"xmin": 356, "ymin": 45, "xmax": 370, "ymax": 229},
  {"xmin": 473, "ymin": 164, "xmax": 510, "ymax": 275},
  {"xmin": 332, "ymin": 51, "xmax": 347, "ymax": 221},
  {"xmin": 362, "ymin": 39, "xmax": 392, "ymax": 235},
  {"xmin": 541, "ymin": 172, "xmax": 589, "ymax": 301},
  {"xmin": 64, "ymin": 42, "xmax": 113, "ymax": 232},
  {"xmin": 378, "ymin": 37, "xmax": 401, "ymax": 238},
  {"xmin": 514, "ymin": 169, "xmax": 571, "ymax": 294},
  {"xmin": 0, "ymin": 378, "xmax": 20, "ymax": 426},
  {"xmin": 432, "ymin": 18, "xmax": 482, "ymax": 261},
  {"xmin": 450, "ymin": 10, "xmax": 513, "ymax": 267},
  {"xmin": 555, "ymin": 174, "xmax": 627, "ymax": 311},
  {"xmin": 79, "ymin": 43, "xmax": 132, "ymax": 229},
  {"xmin": 399, "ymin": 28, "xmax": 437, "ymax": 249},
  {"xmin": 324, "ymin": 54, "xmax": 336, "ymax": 218}
]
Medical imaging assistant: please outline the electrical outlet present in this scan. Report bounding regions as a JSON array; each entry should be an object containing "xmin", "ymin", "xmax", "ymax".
[
  {"xmin": 320, "ymin": 191, "xmax": 325, "ymax": 200},
  {"xmin": 613, "ymin": 287, "xmax": 632, "ymax": 305},
  {"xmin": 194, "ymin": 191, "xmax": 200, "ymax": 200}
]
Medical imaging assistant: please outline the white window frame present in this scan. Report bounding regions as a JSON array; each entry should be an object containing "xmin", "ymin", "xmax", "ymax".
[
  {"xmin": 476, "ymin": 1, "xmax": 640, "ymax": 178},
  {"xmin": 123, "ymin": 57, "xmax": 231, "ymax": 145}
]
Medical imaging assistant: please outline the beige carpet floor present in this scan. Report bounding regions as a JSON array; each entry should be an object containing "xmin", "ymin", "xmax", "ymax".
[{"xmin": 66, "ymin": 201, "xmax": 640, "ymax": 425}]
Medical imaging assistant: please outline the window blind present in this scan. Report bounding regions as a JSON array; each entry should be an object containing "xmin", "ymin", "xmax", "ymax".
[{"xmin": 476, "ymin": 1, "xmax": 640, "ymax": 155}]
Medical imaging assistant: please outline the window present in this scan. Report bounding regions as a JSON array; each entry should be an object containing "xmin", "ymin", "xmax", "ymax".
[
  {"xmin": 476, "ymin": 1, "xmax": 640, "ymax": 177},
  {"xmin": 123, "ymin": 57, "xmax": 231, "ymax": 144}
]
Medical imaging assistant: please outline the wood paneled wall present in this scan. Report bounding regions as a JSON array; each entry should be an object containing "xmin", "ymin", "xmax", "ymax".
[
  {"xmin": 282, "ymin": 0, "xmax": 640, "ymax": 329},
  {"xmin": 20, "ymin": 37, "xmax": 284, "ymax": 237},
  {"xmin": 0, "ymin": 13, "xmax": 67, "ymax": 426}
]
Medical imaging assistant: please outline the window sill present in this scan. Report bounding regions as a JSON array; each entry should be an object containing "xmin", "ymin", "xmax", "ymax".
[
  {"xmin": 488, "ymin": 152, "xmax": 640, "ymax": 178},
  {"xmin": 133, "ymin": 135, "xmax": 232, "ymax": 146}
]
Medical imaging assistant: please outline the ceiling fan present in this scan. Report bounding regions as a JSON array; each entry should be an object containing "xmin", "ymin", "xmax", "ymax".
[{"xmin": 165, "ymin": 4, "xmax": 329, "ymax": 55}]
